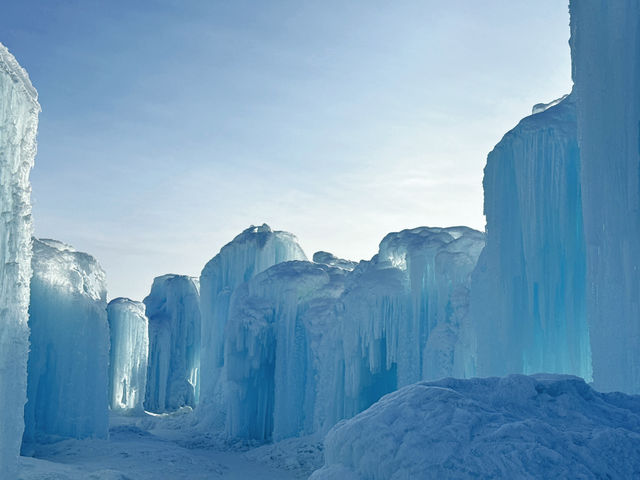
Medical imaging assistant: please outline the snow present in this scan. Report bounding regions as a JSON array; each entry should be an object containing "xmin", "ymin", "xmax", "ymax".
[
  {"xmin": 24, "ymin": 239, "xmax": 109, "ymax": 444},
  {"xmin": 0, "ymin": 42, "xmax": 39, "ymax": 479},
  {"xmin": 470, "ymin": 94, "xmax": 591, "ymax": 381},
  {"xmin": 108, "ymin": 298, "xmax": 148, "ymax": 412},
  {"xmin": 570, "ymin": 0, "xmax": 640, "ymax": 394},
  {"xmin": 18, "ymin": 411, "xmax": 301, "ymax": 480},
  {"xmin": 198, "ymin": 224, "xmax": 307, "ymax": 430},
  {"xmin": 311, "ymin": 374, "xmax": 640, "ymax": 480},
  {"xmin": 144, "ymin": 274, "xmax": 201, "ymax": 413}
]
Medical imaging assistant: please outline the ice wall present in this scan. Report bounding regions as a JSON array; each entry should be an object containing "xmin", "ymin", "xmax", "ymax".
[
  {"xmin": 24, "ymin": 239, "xmax": 109, "ymax": 443},
  {"xmin": 198, "ymin": 224, "xmax": 307, "ymax": 429},
  {"xmin": 144, "ymin": 274, "xmax": 201, "ymax": 413},
  {"xmin": 378, "ymin": 227, "xmax": 484, "ymax": 382},
  {"xmin": 570, "ymin": 1, "xmax": 640, "ymax": 393},
  {"xmin": 108, "ymin": 298, "xmax": 148, "ymax": 412},
  {"xmin": 226, "ymin": 261, "xmax": 347, "ymax": 441},
  {"xmin": 223, "ymin": 226, "xmax": 483, "ymax": 442},
  {"xmin": 470, "ymin": 95, "xmax": 591, "ymax": 380},
  {"xmin": 0, "ymin": 43, "xmax": 39, "ymax": 477}
]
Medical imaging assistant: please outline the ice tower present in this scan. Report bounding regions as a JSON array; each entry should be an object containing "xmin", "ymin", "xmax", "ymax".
[
  {"xmin": 470, "ymin": 95, "xmax": 591, "ymax": 380},
  {"xmin": 0, "ymin": 43, "xmax": 39, "ymax": 477},
  {"xmin": 108, "ymin": 298, "xmax": 149, "ymax": 412},
  {"xmin": 570, "ymin": 0, "xmax": 640, "ymax": 393},
  {"xmin": 24, "ymin": 239, "xmax": 109, "ymax": 442},
  {"xmin": 198, "ymin": 224, "xmax": 307, "ymax": 429},
  {"xmin": 144, "ymin": 274, "xmax": 201, "ymax": 413}
]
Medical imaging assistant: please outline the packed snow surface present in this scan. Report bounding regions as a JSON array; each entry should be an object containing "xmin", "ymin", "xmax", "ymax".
[
  {"xmin": 311, "ymin": 374, "xmax": 640, "ymax": 480},
  {"xmin": 570, "ymin": 0, "xmax": 640, "ymax": 394},
  {"xmin": 145, "ymin": 274, "xmax": 201, "ymax": 413},
  {"xmin": 18, "ymin": 411, "xmax": 301, "ymax": 480},
  {"xmin": 471, "ymin": 94, "xmax": 590, "ymax": 381},
  {"xmin": 24, "ymin": 239, "xmax": 109, "ymax": 443},
  {"xmin": 0, "ymin": 41, "xmax": 39, "ymax": 478},
  {"xmin": 108, "ymin": 298, "xmax": 148, "ymax": 412}
]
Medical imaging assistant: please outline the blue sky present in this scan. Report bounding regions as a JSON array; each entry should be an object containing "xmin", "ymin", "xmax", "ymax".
[{"xmin": 2, "ymin": 1, "xmax": 572, "ymax": 301}]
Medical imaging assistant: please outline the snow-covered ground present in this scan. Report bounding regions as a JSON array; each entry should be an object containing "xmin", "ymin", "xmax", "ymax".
[{"xmin": 18, "ymin": 410, "xmax": 306, "ymax": 480}]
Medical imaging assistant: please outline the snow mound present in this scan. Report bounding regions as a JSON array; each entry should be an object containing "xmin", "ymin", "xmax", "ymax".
[
  {"xmin": 311, "ymin": 374, "xmax": 640, "ymax": 480},
  {"xmin": 245, "ymin": 435, "xmax": 324, "ymax": 479}
]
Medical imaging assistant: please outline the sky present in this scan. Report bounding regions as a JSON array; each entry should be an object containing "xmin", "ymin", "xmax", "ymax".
[{"xmin": 1, "ymin": 1, "xmax": 572, "ymax": 301}]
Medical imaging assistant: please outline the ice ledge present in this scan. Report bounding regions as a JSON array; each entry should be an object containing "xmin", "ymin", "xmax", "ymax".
[
  {"xmin": 0, "ymin": 42, "xmax": 39, "ymax": 107},
  {"xmin": 532, "ymin": 93, "xmax": 570, "ymax": 114}
]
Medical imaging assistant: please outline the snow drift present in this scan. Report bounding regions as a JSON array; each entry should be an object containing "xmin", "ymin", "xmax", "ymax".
[
  {"xmin": 0, "ymin": 42, "xmax": 39, "ymax": 478},
  {"xmin": 311, "ymin": 374, "xmax": 640, "ymax": 480}
]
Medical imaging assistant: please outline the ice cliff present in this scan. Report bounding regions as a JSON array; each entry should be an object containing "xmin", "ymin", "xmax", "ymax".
[
  {"xmin": 0, "ymin": 42, "xmax": 39, "ymax": 478},
  {"xmin": 310, "ymin": 374, "xmax": 640, "ymax": 480},
  {"xmin": 24, "ymin": 239, "xmax": 109, "ymax": 443},
  {"xmin": 470, "ymin": 94, "xmax": 591, "ymax": 380},
  {"xmin": 570, "ymin": 0, "xmax": 640, "ymax": 394},
  {"xmin": 144, "ymin": 274, "xmax": 200, "ymax": 413},
  {"xmin": 108, "ymin": 298, "xmax": 148, "ymax": 412},
  {"xmin": 198, "ymin": 224, "xmax": 307, "ymax": 429}
]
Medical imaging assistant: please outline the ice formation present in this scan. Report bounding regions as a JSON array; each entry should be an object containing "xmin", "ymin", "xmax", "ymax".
[
  {"xmin": 222, "ymin": 226, "xmax": 483, "ymax": 442},
  {"xmin": 470, "ymin": 94, "xmax": 591, "ymax": 380},
  {"xmin": 377, "ymin": 227, "xmax": 484, "ymax": 383},
  {"xmin": 570, "ymin": 0, "xmax": 640, "ymax": 394},
  {"xmin": 226, "ymin": 261, "xmax": 347, "ymax": 441},
  {"xmin": 311, "ymin": 374, "xmax": 640, "ymax": 480},
  {"xmin": 312, "ymin": 251, "xmax": 357, "ymax": 271},
  {"xmin": 531, "ymin": 94, "xmax": 569, "ymax": 115},
  {"xmin": 198, "ymin": 224, "xmax": 307, "ymax": 428},
  {"xmin": 108, "ymin": 298, "xmax": 148, "ymax": 412},
  {"xmin": 0, "ymin": 43, "xmax": 39, "ymax": 478},
  {"xmin": 144, "ymin": 274, "xmax": 201, "ymax": 413},
  {"xmin": 24, "ymin": 239, "xmax": 109, "ymax": 443}
]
